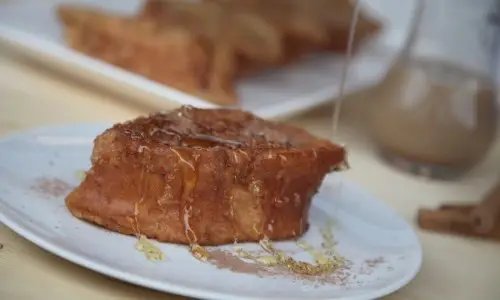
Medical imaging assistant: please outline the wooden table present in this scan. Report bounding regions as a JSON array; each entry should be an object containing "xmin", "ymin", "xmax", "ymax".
[{"xmin": 1, "ymin": 42, "xmax": 500, "ymax": 299}]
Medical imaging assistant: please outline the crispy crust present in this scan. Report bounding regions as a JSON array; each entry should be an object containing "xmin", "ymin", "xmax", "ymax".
[{"xmin": 65, "ymin": 106, "xmax": 347, "ymax": 246}]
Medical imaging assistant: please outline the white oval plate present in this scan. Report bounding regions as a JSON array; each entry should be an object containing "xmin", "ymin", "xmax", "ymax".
[{"xmin": 0, "ymin": 125, "xmax": 422, "ymax": 300}]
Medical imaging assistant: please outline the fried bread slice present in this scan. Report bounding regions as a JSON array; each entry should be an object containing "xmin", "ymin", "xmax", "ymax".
[{"xmin": 65, "ymin": 106, "xmax": 347, "ymax": 246}]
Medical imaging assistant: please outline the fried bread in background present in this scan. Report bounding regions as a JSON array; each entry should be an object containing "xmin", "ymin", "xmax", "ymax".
[
  {"xmin": 58, "ymin": 0, "xmax": 381, "ymax": 106},
  {"xmin": 58, "ymin": 5, "xmax": 239, "ymax": 105},
  {"xmin": 137, "ymin": 1, "xmax": 285, "ymax": 81},
  {"xmin": 192, "ymin": 0, "xmax": 381, "ymax": 62},
  {"xmin": 142, "ymin": 0, "xmax": 381, "ymax": 75}
]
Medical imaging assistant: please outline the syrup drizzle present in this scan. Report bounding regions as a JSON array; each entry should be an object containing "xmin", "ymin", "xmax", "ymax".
[
  {"xmin": 186, "ymin": 133, "xmax": 243, "ymax": 148},
  {"xmin": 231, "ymin": 221, "xmax": 345, "ymax": 276},
  {"xmin": 331, "ymin": 0, "xmax": 361, "ymax": 138},
  {"xmin": 173, "ymin": 149, "xmax": 199, "ymax": 244},
  {"xmin": 329, "ymin": 0, "xmax": 361, "ymax": 219},
  {"xmin": 132, "ymin": 166, "xmax": 146, "ymax": 235},
  {"xmin": 133, "ymin": 157, "xmax": 164, "ymax": 261}
]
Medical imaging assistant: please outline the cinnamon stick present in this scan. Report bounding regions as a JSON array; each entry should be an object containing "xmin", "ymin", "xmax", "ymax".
[
  {"xmin": 418, "ymin": 208, "xmax": 472, "ymax": 234},
  {"xmin": 438, "ymin": 204, "xmax": 476, "ymax": 213},
  {"xmin": 418, "ymin": 207, "xmax": 500, "ymax": 240},
  {"xmin": 471, "ymin": 181, "xmax": 500, "ymax": 233}
]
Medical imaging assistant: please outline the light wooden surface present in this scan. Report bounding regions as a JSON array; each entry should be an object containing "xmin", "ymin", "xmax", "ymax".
[{"xmin": 1, "ymin": 35, "xmax": 500, "ymax": 300}]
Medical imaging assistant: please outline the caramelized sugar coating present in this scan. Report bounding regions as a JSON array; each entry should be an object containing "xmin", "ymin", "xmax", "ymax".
[{"xmin": 66, "ymin": 106, "xmax": 346, "ymax": 246}]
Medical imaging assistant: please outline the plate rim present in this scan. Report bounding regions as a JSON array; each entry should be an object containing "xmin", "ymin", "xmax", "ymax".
[{"xmin": 0, "ymin": 124, "xmax": 423, "ymax": 300}]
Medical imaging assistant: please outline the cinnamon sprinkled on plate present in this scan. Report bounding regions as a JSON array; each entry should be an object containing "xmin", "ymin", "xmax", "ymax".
[{"xmin": 30, "ymin": 177, "xmax": 74, "ymax": 198}]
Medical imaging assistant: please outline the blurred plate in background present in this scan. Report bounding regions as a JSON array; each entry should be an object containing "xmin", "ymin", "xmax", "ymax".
[{"xmin": 0, "ymin": 0, "xmax": 416, "ymax": 118}]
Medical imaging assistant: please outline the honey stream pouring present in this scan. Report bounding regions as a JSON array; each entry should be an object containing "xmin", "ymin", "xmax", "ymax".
[
  {"xmin": 331, "ymin": 0, "xmax": 362, "ymax": 137},
  {"xmin": 333, "ymin": 0, "xmax": 425, "ymax": 136}
]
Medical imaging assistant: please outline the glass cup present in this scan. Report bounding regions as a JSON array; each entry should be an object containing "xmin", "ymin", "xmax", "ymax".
[{"xmin": 367, "ymin": 0, "xmax": 499, "ymax": 180}]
